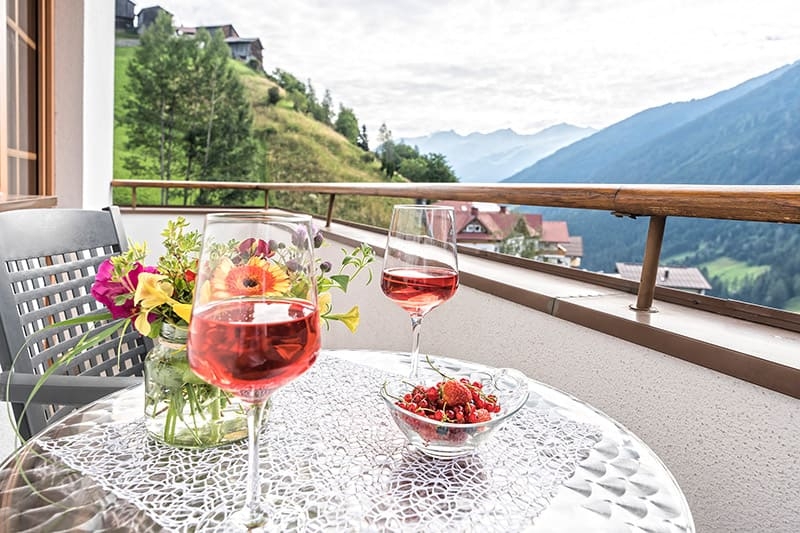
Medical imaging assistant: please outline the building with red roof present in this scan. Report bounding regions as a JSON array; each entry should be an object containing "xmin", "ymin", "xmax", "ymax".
[{"xmin": 434, "ymin": 201, "xmax": 581, "ymax": 266}]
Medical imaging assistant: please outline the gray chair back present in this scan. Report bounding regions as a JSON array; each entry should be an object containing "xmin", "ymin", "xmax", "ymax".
[{"xmin": 0, "ymin": 206, "xmax": 151, "ymax": 439}]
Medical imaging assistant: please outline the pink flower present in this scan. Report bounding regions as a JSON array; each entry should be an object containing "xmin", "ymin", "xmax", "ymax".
[{"xmin": 91, "ymin": 260, "xmax": 158, "ymax": 319}]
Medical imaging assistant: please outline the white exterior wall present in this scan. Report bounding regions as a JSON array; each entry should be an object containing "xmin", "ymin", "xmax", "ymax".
[{"xmin": 54, "ymin": 0, "xmax": 115, "ymax": 208}]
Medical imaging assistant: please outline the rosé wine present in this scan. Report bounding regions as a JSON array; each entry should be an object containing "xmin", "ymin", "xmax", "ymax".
[
  {"xmin": 381, "ymin": 266, "xmax": 458, "ymax": 317},
  {"xmin": 188, "ymin": 298, "xmax": 319, "ymax": 400}
]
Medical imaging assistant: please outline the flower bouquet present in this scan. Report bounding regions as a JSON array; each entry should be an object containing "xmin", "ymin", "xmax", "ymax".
[{"xmin": 87, "ymin": 216, "xmax": 374, "ymax": 447}]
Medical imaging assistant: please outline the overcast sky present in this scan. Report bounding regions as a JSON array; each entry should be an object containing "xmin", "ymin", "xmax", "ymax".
[{"xmin": 155, "ymin": 0, "xmax": 800, "ymax": 139}]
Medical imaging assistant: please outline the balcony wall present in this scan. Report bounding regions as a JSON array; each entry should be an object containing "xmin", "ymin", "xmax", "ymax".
[{"xmin": 122, "ymin": 210, "xmax": 799, "ymax": 533}]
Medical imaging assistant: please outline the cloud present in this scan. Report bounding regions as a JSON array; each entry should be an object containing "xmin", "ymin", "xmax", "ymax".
[{"xmin": 158, "ymin": 0, "xmax": 800, "ymax": 138}]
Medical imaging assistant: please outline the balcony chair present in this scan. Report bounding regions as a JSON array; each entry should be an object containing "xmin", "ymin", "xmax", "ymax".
[{"xmin": 0, "ymin": 206, "xmax": 152, "ymax": 440}]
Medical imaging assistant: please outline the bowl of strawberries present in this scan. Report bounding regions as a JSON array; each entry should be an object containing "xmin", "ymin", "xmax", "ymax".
[{"xmin": 380, "ymin": 367, "xmax": 529, "ymax": 459}]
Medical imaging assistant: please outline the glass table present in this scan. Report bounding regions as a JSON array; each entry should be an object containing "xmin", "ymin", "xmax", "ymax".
[{"xmin": 0, "ymin": 350, "xmax": 694, "ymax": 532}]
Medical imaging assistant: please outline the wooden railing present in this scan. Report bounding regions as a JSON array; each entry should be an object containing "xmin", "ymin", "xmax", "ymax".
[{"xmin": 111, "ymin": 179, "xmax": 800, "ymax": 313}]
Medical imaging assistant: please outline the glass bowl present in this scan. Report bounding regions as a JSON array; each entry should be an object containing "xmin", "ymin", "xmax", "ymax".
[{"xmin": 380, "ymin": 368, "xmax": 529, "ymax": 459}]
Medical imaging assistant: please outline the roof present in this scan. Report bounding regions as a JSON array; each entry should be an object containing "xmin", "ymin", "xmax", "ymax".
[
  {"xmin": 615, "ymin": 263, "xmax": 712, "ymax": 291},
  {"xmin": 435, "ymin": 200, "xmax": 577, "ymax": 244},
  {"xmin": 225, "ymin": 37, "xmax": 264, "ymax": 51},
  {"xmin": 564, "ymin": 236, "xmax": 583, "ymax": 257},
  {"xmin": 541, "ymin": 221, "xmax": 570, "ymax": 243}
]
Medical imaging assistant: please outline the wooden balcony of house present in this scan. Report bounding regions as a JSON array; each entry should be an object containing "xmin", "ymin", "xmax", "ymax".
[{"xmin": 106, "ymin": 179, "xmax": 800, "ymax": 532}]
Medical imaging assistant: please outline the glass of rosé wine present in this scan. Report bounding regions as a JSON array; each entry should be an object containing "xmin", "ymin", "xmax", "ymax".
[
  {"xmin": 381, "ymin": 204, "xmax": 459, "ymax": 381},
  {"xmin": 187, "ymin": 212, "xmax": 320, "ymax": 530}
]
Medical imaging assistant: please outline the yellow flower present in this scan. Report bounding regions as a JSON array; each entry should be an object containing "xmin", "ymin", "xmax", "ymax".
[
  {"xmin": 171, "ymin": 303, "xmax": 193, "ymax": 324},
  {"xmin": 210, "ymin": 256, "xmax": 290, "ymax": 299},
  {"xmin": 324, "ymin": 305, "xmax": 360, "ymax": 333},
  {"xmin": 318, "ymin": 292, "xmax": 332, "ymax": 314},
  {"xmin": 134, "ymin": 273, "xmax": 189, "ymax": 335}
]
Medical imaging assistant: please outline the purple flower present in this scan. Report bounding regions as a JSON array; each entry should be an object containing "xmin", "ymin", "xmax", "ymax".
[
  {"xmin": 91, "ymin": 260, "xmax": 157, "ymax": 319},
  {"xmin": 237, "ymin": 238, "xmax": 272, "ymax": 261},
  {"xmin": 291, "ymin": 227, "xmax": 309, "ymax": 249},
  {"xmin": 285, "ymin": 259, "xmax": 302, "ymax": 272}
]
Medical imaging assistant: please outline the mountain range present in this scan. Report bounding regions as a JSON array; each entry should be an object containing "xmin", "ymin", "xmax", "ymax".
[
  {"xmin": 497, "ymin": 59, "xmax": 800, "ymax": 310},
  {"xmin": 400, "ymin": 124, "xmax": 595, "ymax": 182},
  {"xmin": 504, "ymin": 61, "xmax": 796, "ymax": 184}
]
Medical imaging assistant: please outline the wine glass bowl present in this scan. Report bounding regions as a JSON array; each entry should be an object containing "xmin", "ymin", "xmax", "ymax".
[
  {"xmin": 381, "ymin": 205, "xmax": 459, "ymax": 380},
  {"xmin": 380, "ymin": 368, "xmax": 530, "ymax": 459},
  {"xmin": 187, "ymin": 211, "xmax": 320, "ymax": 529}
]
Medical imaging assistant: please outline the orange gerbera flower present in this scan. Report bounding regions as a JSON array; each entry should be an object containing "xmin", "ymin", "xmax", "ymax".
[{"xmin": 210, "ymin": 256, "xmax": 290, "ymax": 299}]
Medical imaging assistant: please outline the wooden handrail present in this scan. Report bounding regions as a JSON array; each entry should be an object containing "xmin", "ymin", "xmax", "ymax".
[
  {"xmin": 111, "ymin": 179, "xmax": 800, "ymax": 312},
  {"xmin": 111, "ymin": 180, "xmax": 800, "ymax": 224}
]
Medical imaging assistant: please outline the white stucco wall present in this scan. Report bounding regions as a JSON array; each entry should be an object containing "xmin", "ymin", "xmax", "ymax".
[{"xmin": 54, "ymin": 0, "xmax": 115, "ymax": 208}]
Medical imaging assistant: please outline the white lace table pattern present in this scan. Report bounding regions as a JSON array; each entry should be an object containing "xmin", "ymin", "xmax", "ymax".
[{"xmin": 37, "ymin": 355, "xmax": 602, "ymax": 531}]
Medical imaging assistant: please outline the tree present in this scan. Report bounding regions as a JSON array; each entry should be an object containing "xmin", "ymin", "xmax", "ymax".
[
  {"xmin": 267, "ymin": 86, "xmax": 281, "ymax": 105},
  {"xmin": 334, "ymin": 105, "xmax": 359, "ymax": 144},
  {"xmin": 499, "ymin": 217, "xmax": 540, "ymax": 258},
  {"xmin": 422, "ymin": 153, "xmax": 458, "ymax": 182},
  {"xmin": 124, "ymin": 11, "xmax": 193, "ymax": 203},
  {"xmin": 376, "ymin": 123, "xmax": 400, "ymax": 178},
  {"xmin": 122, "ymin": 13, "xmax": 257, "ymax": 206},
  {"xmin": 188, "ymin": 29, "xmax": 257, "ymax": 204},
  {"xmin": 357, "ymin": 125, "xmax": 370, "ymax": 151},
  {"xmin": 320, "ymin": 89, "xmax": 334, "ymax": 125}
]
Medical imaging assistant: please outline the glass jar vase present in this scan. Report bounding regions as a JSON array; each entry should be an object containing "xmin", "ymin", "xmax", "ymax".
[{"xmin": 144, "ymin": 323, "xmax": 248, "ymax": 448}]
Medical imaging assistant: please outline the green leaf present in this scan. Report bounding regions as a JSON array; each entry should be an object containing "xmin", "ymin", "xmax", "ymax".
[{"xmin": 329, "ymin": 274, "xmax": 350, "ymax": 292}]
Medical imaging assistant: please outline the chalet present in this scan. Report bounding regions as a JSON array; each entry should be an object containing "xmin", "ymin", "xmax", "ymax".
[
  {"xmin": 178, "ymin": 24, "xmax": 264, "ymax": 69},
  {"xmin": 435, "ymin": 201, "xmax": 581, "ymax": 266},
  {"xmin": 615, "ymin": 263, "xmax": 712, "ymax": 294},
  {"xmin": 225, "ymin": 38, "xmax": 264, "ymax": 69},
  {"xmin": 136, "ymin": 5, "xmax": 171, "ymax": 34},
  {"xmin": 115, "ymin": 0, "xmax": 136, "ymax": 31}
]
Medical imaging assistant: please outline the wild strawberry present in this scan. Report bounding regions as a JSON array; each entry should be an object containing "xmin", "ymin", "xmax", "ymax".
[
  {"xmin": 441, "ymin": 379, "xmax": 471, "ymax": 406},
  {"xmin": 473, "ymin": 408, "xmax": 491, "ymax": 422}
]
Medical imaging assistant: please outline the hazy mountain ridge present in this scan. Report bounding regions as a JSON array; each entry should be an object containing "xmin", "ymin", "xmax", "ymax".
[
  {"xmin": 401, "ymin": 124, "xmax": 596, "ymax": 182},
  {"xmin": 504, "ymin": 62, "xmax": 794, "ymax": 183},
  {"xmin": 500, "ymin": 60, "xmax": 800, "ymax": 310}
]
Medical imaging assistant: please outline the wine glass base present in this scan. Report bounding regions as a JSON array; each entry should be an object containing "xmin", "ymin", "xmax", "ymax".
[{"xmin": 228, "ymin": 495, "xmax": 306, "ymax": 532}]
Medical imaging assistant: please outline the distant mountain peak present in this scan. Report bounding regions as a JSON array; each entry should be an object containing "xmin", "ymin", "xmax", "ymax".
[{"xmin": 399, "ymin": 123, "xmax": 596, "ymax": 182}]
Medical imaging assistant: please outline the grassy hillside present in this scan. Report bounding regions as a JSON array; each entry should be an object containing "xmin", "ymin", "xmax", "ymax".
[
  {"xmin": 699, "ymin": 257, "xmax": 770, "ymax": 292},
  {"xmin": 113, "ymin": 40, "xmax": 406, "ymax": 228}
]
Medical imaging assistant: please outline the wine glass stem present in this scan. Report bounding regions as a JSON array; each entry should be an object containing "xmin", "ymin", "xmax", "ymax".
[
  {"xmin": 409, "ymin": 315, "xmax": 423, "ymax": 380},
  {"xmin": 242, "ymin": 400, "xmax": 268, "ymax": 528}
]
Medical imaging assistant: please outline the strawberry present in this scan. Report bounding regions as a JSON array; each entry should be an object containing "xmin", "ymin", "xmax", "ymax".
[
  {"xmin": 440, "ymin": 379, "xmax": 471, "ymax": 406},
  {"xmin": 473, "ymin": 408, "xmax": 491, "ymax": 423}
]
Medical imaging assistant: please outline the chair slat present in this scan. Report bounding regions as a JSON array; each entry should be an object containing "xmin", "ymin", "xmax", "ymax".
[{"xmin": 0, "ymin": 207, "xmax": 153, "ymax": 440}]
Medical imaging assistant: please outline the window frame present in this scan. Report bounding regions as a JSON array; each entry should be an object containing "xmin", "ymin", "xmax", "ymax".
[{"xmin": 1, "ymin": 0, "xmax": 54, "ymax": 209}]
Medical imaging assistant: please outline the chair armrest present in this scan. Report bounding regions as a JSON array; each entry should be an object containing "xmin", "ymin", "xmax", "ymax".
[{"xmin": 0, "ymin": 372, "xmax": 141, "ymax": 405}]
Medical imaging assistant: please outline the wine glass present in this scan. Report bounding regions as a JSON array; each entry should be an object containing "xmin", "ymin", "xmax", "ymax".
[
  {"xmin": 381, "ymin": 204, "xmax": 459, "ymax": 381},
  {"xmin": 187, "ymin": 212, "xmax": 320, "ymax": 529}
]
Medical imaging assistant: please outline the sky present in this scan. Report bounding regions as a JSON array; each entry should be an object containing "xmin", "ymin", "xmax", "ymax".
[{"xmin": 154, "ymin": 0, "xmax": 800, "ymax": 140}]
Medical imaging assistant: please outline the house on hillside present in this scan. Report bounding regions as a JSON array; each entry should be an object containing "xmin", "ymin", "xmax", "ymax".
[
  {"xmin": 435, "ymin": 201, "xmax": 581, "ymax": 266},
  {"xmin": 137, "ymin": 5, "xmax": 171, "ymax": 34},
  {"xmin": 115, "ymin": 0, "xmax": 136, "ymax": 31},
  {"xmin": 225, "ymin": 38, "xmax": 264, "ymax": 69},
  {"xmin": 615, "ymin": 263, "xmax": 712, "ymax": 294},
  {"xmin": 178, "ymin": 24, "xmax": 264, "ymax": 69},
  {"xmin": 537, "ymin": 221, "xmax": 576, "ymax": 267}
]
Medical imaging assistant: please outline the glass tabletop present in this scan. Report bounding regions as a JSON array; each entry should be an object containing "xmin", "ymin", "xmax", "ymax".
[{"xmin": 0, "ymin": 349, "xmax": 694, "ymax": 532}]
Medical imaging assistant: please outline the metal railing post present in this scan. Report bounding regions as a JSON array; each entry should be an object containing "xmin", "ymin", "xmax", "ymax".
[
  {"xmin": 631, "ymin": 215, "xmax": 667, "ymax": 312},
  {"xmin": 326, "ymin": 194, "xmax": 336, "ymax": 228}
]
